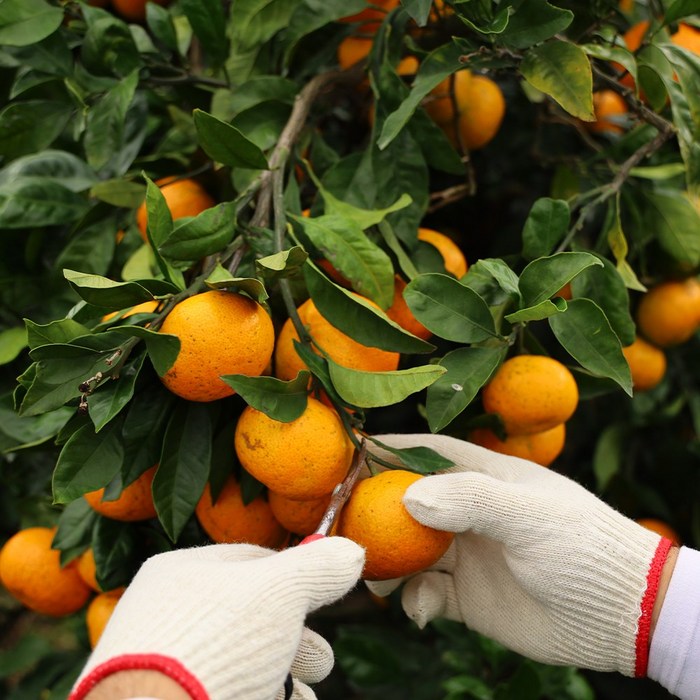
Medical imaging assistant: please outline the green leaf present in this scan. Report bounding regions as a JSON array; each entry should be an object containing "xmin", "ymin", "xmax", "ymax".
[
  {"xmin": 645, "ymin": 189, "xmax": 700, "ymax": 266},
  {"xmin": 549, "ymin": 298, "xmax": 632, "ymax": 396},
  {"xmin": 110, "ymin": 326, "xmax": 180, "ymax": 376},
  {"xmin": 203, "ymin": 265, "xmax": 269, "ymax": 302},
  {"xmin": 457, "ymin": 5, "xmax": 511, "ymax": 34},
  {"xmin": 25, "ymin": 318, "xmax": 90, "ymax": 350},
  {"xmin": 520, "ymin": 40, "xmax": 594, "ymax": 120},
  {"xmin": 305, "ymin": 262, "xmax": 434, "ymax": 354},
  {"xmin": 467, "ymin": 258, "xmax": 521, "ymax": 301},
  {"xmin": 90, "ymin": 178, "xmax": 146, "ymax": 208},
  {"xmin": 160, "ymin": 201, "xmax": 235, "ymax": 261},
  {"xmin": 154, "ymin": 403, "xmax": 212, "ymax": 541},
  {"xmin": 52, "ymin": 498, "xmax": 97, "ymax": 562},
  {"xmin": 0, "ymin": 393, "xmax": 72, "ymax": 452},
  {"xmin": 0, "ymin": 0, "xmax": 63, "ymax": 47},
  {"xmin": 519, "ymin": 252, "xmax": 603, "ymax": 307},
  {"xmin": 92, "ymin": 517, "xmax": 140, "ymax": 590},
  {"xmin": 500, "ymin": 0, "xmax": 573, "ymax": 49},
  {"xmin": 521, "ymin": 197, "xmax": 570, "ymax": 260},
  {"xmin": 143, "ymin": 174, "xmax": 173, "ymax": 248},
  {"xmin": 328, "ymin": 360, "xmax": 446, "ymax": 408},
  {"xmin": 367, "ymin": 438, "xmax": 455, "ymax": 473},
  {"xmin": 399, "ymin": 0, "xmax": 433, "ymax": 26},
  {"xmin": 662, "ymin": 0, "xmax": 700, "ymax": 25},
  {"xmin": 404, "ymin": 273, "xmax": 499, "ymax": 343},
  {"xmin": 505, "ymin": 296, "xmax": 567, "ymax": 323},
  {"xmin": 593, "ymin": 424, "xmax": 626, "ymax": 491},
  {"xmin": 0, "ymin": 177, "xmax": 88, "ymax": 228},
  {"xmin": 0, "ymin": 150, "xmax": 96, "ymax": 192},
  {"xmin": 193, "ymin": 109, "xmax": 269, "ymax": 169},
  {"xmin": 0, "ymin": 326, "xmax": 27, "ymax": 365},
  {"xmin": 292, "ymin": 213, "xmax": 395, "ymax": 309},
  {"xmin": 81, "ymin": 6, "xmax": 142, "ymax": 78},
  {"xmin": 606, "ymin": 196, "xmax": 646, "ymax": 292},
  {"xmin": 581, "ymin": 43, "xmax": 638, "ymax": 91},
  {"xmin": 220, "ymin": 372, "xmax": 310, "ymax": 422},
  {"xmin": 256, "ymin": 246, "xmax": 309, "ymax": 283},
  {"xmin": 426, "ymin": 346, "xmax": 507, "ymax": 432},
  {"xmin": 629, "ymin": 163, "xmax": 687, "ymax": 180},
  {"xmin": 52, "ymin": 420, "xmax": 125, "ymax": 504},
  {"xmin": 146, "ymin": 3, "xmax": 178, "ymax": 51}
]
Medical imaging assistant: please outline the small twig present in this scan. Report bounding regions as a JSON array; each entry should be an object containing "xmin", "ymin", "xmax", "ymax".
[{"xmin": 428, "ymin": 183, "xmax": 471, "ymax": 213}]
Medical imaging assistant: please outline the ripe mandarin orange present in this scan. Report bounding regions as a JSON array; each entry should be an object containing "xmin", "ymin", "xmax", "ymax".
[
  {"xmin": 338, "ymin": 0, "xmax": 400, "ymax": 33},
  {"xmin": 101, "ymin": 300, "xmax": 159, "ymax": 323},
  {"xmin": 450, "ymin": 75, "xmax": 505, "ymax": 150},
  {"xmin": 337, "ymin": 36, "xmax": 373, "ymax": 70},
  {"xmin": 622, "ymin": 336, "xmax": 667, "ymax": 391},
  {"xmin": 636, "ymin": 278, "xmax": 700, "ymax": 347},
  {"xmin": 482, "ymin": 355, "xmax": 579, "ymax": 435},
  {"xmin": 469, "ymin": 423, "xmax": 566, "ymax": 467},
  {"xmin": 195, "ymin": 478, "xmax": 288, "ymax": 548},
  {"xmin": 86, "ymin": 588, "xmax": 126, "ymax": 648},
  {"xmin": 589, "ymin": 90, "xmax": 628, "ymax": 134},
  {"xmin": 267, "ymin": 491, "xmax": 332, "ymax": 536},
  {"xmin": 111, "ymin": 0, "xmax": 169, "ymax": 22},
  {"xmin": 386, "ymin": 276, "xmax": 432, "ymax": 340},
  {"xmin": 235, "ymin": 397, "xmax": 353, "ymax": 500},
  {"xmin": 136, "ymin": 177, "xmax": 214, "ymax": 242},
  {"xmin": 336, "ymin": 469, "xmax": 454, "ymax": 580},
  {"xmin": 418, "ymin": 227, "xmax": 468, "ymax": 278},
  {"xmin": 0, "ymin": 527, "xmax": 92, "ymax": 616},
  {"xmin": 671, "ymin": 23, "xmax": 700, "ymax": 56},
  {"xmin": 425, "ymin": 70, "xmax": 473, "ymax": 125},
  {"xmin": 637, "ymin": 518, "xmax": 681, "ymax": 545},
  {"xmin": 76, "ymin": 548, "xmax": 102, "ymax": 592},
  {"xmin": 274, "ymin": 298, "xmax": 400, "ymax": 381},
  {"xmin": 84, "ymin": 466, "xmax": 158, "ymax": 522},
  {"xmin": 159, "ymin": 291, "xmax": 275, "ymax": 402}
]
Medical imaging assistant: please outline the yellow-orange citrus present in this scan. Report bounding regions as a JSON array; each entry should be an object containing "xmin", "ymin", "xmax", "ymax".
[
  {"xmin": 235, "ymin": 398, "xmax": 353, "ymax": 500},
  {"xmin": 102, "ymin": 300, "xmax": 159, "ymax": 323},
  {"xmin": 482, "ymin": 355, "xmax": 579, "ymax": 435},
  {"xmin": 671, "ymin": 23, "xmax": 700, "ymax": 56},
  {"xmin": 589, "ymin": 90, "xmax": 628, "ymax": 134},
  {"xmin": 136, "ymin": 177, "xmax": 214, "ymax": 242},
  {"xmin": 386, "ymin": 276, "xmax": 432, "ymax": 340},
  {"xmin": 338, "ymin": 0, "xmax": 400, "ymax": 33},
  {"xmin": 469, "ymin": 423, "xmax": 566, "ymax": 467},
  {"xmin": 111, "ymin": 0, "xmax": 169, "ymax": 22},
  {"xmin": 337, "ymin": 36, "xmax": 373, "ymax": 70},
  {"xmin": 76, "ymin": 548, "xmax": 101, "ymax": 592},
  {"xmin": 336, "ymin": 469, "xmax": 454, "ymax": 580},
  {"xmin": 86, "ymin": 588, "xmax": 126, "ymax": 648},
  {"xmin": 0, "ymin": 527, "xmax": 92, "ymax": 616},
  {"xmin": 556, "ymin": 282, "xmax": 573, "ymax": 300},
  {"xmin": 636, "ymin": 278, "xmax": 700, "ymax": 347},
  {"xmin": 637, "ymin": 518, "xmax": 681, "ymax": 545},
  {"xmin": 159, "ymin": 291, "xmax": 275, "ymax": 402},
  {"xmin": 195, "ymin": 478, "xmax": 288, "ymax": 548},
  {"xmin": 267, "ymin": 491, "xmax": 332, "ymax": 536},
  {"xmin": 451, "ymin": 75, "xmax": 506, "ymax": 150},
  {"xmin": 274, "ymin": 298, "xmax": 400, "ymax": 381},
  {"xmin": 84, "ymin": 466, "xmax": 158, "ymax": 522},
  {"xmin": 622, "ymin": 336, "xmax": 667, "ymax": 391},
  {"xmin": 425, "ymin": 70, "xmax": 473, "ymax": 125},
  {"xmin": 418, "ymin": 227, "xmax": 468, "ymax": 278}
]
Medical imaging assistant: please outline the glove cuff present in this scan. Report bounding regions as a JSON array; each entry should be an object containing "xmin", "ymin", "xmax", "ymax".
[
  {"xmin": 635, "ymin": 536, "xmax": 674, "ymax": 677},
  {"xmin": 69, "ymin": 653, "xmax": 209, "ymax": 700}
]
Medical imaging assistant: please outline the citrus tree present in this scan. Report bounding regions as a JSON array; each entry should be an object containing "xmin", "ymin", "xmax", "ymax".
[{"xmin": 1, "ymin": 0, "xmax": 700, "ymax": 697}]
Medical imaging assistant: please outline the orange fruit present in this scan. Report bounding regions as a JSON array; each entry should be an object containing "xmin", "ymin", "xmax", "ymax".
[
  {"xmin": 637, "ymin": 518, "xmax": 681, "ymax": 545},
  {"xmin": 482, "ymin": 355, "xmax": 579, "ymax": 435},
  {"xmin": 636, "ymin": 278, "xmax": 700, "ymax": 347},
  {"xmin": 451, "ymin": 75, "xmax": 505, "ymax": 150},
  {"xmin": 338, "ymin": 0, "xmax": 400, "ymax": 33},
  {"xmin": 235, "ymin": 397, "xmax": 353, "ymax": 500},
  {"xmin": 136, "ymin": 177, "xmax": 214, "ymax": 242},
  {"xmin": 274, "ymin": 297, "xmax": 400, "ymax": 381},
  {"xmin": 76, "ymin": 548, "xmax": 101, "ymax": 592},
  {"xmin": 0, "ymin": 527, "xmax": 92, "ymax": 617},
  {"xmin": 671, "ymin": 23, "xmax": 700, "ymax": 56},
  {"xmin": 111, "ymin": 0, "xmax": 169, "ymax": 22},
  {"xmin": 195, "ymin": 478, "xmax": 288, "ymax": 548},
  {"xmin": 556, "ymin": 282, "xmax": 573, "ymax": 300},
  {"xmin": 84, "ymin": 465, "xmax": 158, "ymax": 522},
  {"xmin": 425, "ymin": 70, "xmax": 473, "ymax": 126},
  {"xmin": 101, "ymin": 300, "xmax": 159, "ymax": 323},
  {"xmin": 336, "ymin": 469, "xmax": 454, "ymax": 581},
  {"xmin": 589, "ymin": 90, "xmax": 628, "ymax": 134},
  {"xmin": 267, "ymin": 491, "xmax": 332, "ymax": 536},
  {"xmin": 619, "ymin": 0, "xmax": 634, "ymax": 12},
  {"xmin": 418, "ymin": 227, "xmax": 468, "ymax": 278},
  {"xmin": 386, "ymin": 276, "xmax": 432, "ymax": 340},
  {"xmin": 86, "ymin": 588, "xmax": 126, "ymax": 648},
  {"xmin": 159, "ymin": 291, "xmax": 275, "ymax": 402},
  {"xmin": 621, "ymin": 336, "xmax": 667, "ymax": 391},
  {"xmin": 469, "ymin": 423, "xmax": 566, "ymax": 467},
  {"xmin": 337, "ymin": 36, "xmax": 373, "ymax": 70}
]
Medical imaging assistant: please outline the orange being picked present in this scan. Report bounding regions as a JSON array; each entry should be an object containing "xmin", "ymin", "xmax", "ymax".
[
  {"xmin": 136, "ymin": 177, "xmax": 214, "ymax": 242},
  {"xmin": 469, "ymin": 423, "xmax": 566, "ymax": 467},
  {"xmin": 267, "ymin": 491, "xmax": 332, "ymax": 536},
  {"xmin": 0, "ymin": 527, "xmax": 92, "ymax": 616},
  {"xmin": 84, "ymin": 465, "xmax": 158, "ymax": 522},
  {"xmin": 418, "ymin": 227, "xmax": 468, "ymax": 278},
  {"xmin": 235, "ymin": 397, "xmax": 353, "ymax": 500},
  {"xmin": 482, "ymin": 355, "xmax": 579, "ymax": 435},
  {"xmin": 274, "ymin": 297, "xmax": 400, "ymax": 381},
  {"xmin": 637, "ymin": 518, "xmax": 681, "ymax": 545},
  {"xmin": 159, "ymin": 290, "xmax": 275, "ymax": 402},
  {"xmin": 386, "ymin": 276, "xmax": 432, "ymax": 340},
  {"xmin": 77, "ymin": 548, "xmax": 102, "ymax": 592},
  {"xmin": 636, "ymin": 278, "xmax": 700, "ymax": 347},
  {"xmin": 195, "ymin": 477, "xmax": 288, "ymax": 548},
  {"xmin": 338, "ymin": 0, "xmax": 400, "ymax": 33},
  {"xmin": 86, "ymin": 588, "xmax": 126, "ymax": 648},
  {"xmin": 336, "ymin": 469, "xmax": 454, "ymax": 580},
  {"xmin": 111, "ymin": 0, "xmax": 170, "ymax": 22},
  {"xmin": 589, "ymin": 90, "xmax": 628, "ymax": 134},
  {"xmin": 622, "ymin": 336, "xmax": 667, "ymax": 391},
  {"xmin": 101, "ymin": 300, "xmax": 159, "ymax": 323}
]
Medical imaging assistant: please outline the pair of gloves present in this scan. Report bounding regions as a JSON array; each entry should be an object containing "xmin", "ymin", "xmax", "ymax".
[{"xmin": 70, "ymin": 434, "xmax": 671, "ymax": 700}]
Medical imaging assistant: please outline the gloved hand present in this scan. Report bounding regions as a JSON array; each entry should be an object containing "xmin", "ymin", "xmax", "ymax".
[
  {"xmin": 368, "ymin": 433, "xmax": 674, "ymax": 678},
  {"xmin": 70, "ymin": 537, "xmax": 364, "ymax": 700}
]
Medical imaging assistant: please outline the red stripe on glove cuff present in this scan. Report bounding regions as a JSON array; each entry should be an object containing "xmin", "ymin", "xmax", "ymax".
[
  {"xmin": 69, "ymin": 653, "xmax": 210, "ymax": 700},
  {"xmin": 635, "ymin": 536, "xmax": 673, "ymax": 678}
]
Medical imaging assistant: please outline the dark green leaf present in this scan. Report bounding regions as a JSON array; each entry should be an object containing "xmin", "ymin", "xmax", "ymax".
[
  {"xmin": 645, "ymin": 189, "xmax": 700, "ymax": 266},
  {"xmin": 0, "ymin": 635, "xmax": 53, "ymax": 679},
  {"xmin": 663, "ymin": 0, "xmax": 700, "ymax": 25},
  {"xmin": 181, "ymin": 0, "xmax": 228, "ymax": 66},
  {"xmin": 154, "ymin": 403, "xmax": 212, "ymax": 541},
  {"xmin": 399, "ymin": 0, "xmax": 432, "ymax": 26},
  {"xmin": 426, "ymin": 346, "xmax": 507, "ymax": 432},
  {"xmin": 549, "ymin": 298, "xmax": 632, "ymax": 395},
  {"xmin": 367, "ymin": 437, "xmax": 454, "ymax": 473},
  {"xmin": 52, "ymin": 498, "xmax": 96, "ymax": 565},
  {"xmin": 223, "ymin": 76, "xmax": 298, "ymax": 115},
  {"xmin": 0, "ymin": 394, "xmax": 71, "ymax": 452},
  {"xmin": 92, "ymin": 518, "xmax": 140, "ymax": 590},
  {"xmin": 0, "ymin": 150, "xmax": 96, "ymax": 192},
  {"xmin": 81, "ymin": 6, "xmax": 142, "ymax": 77},
  {"xmin": 25, "ymin": 318, "xmax": 90, "ymax": 350},
  {"xmin": 0, "ymin": 177, "xmax": 88, "ymax": 228},
  {"xmin": 467, "ymin": 258, "xmax": 521, "ymax": 299},
  {"xmin": 505, "ymin": 296, "xmax": 567, "ymax": 323},
  {"xmin": 143, "ymin": 174, "xmax": 173, "ymax": 248},
  {"xmin": 145, "ymin": 3, "xmax": 178, "ymax": 51},
  {"xmin": 501, "ymin": 0, "xmax": 573, "ymax": 50},
  {"xmin": 220, "ymin": 372, "xmax": 310, "ymax": 422},
  {"xmin": 0, "ymin": 0, "xmax": 63, "ymax": 47},
  {"xmin": 457, "ymin": 5, "xmax": 511, "ymax": 35},
  {"xmin": 521, "ymin": 197, "xmax": 570, "ymax": 260},
  {"xmin": 90, "ymin": 178, "xmax": 146, "ymax": 208},
  {"xmin": 404, "ymin": 273, "xmax": 499, "ymax": 342}
]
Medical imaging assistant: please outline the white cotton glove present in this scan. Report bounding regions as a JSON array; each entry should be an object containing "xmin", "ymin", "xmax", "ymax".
[
  {"xmin": 368, "ymin": 434, "xmax": 674, "ymax": 678},
  {"xmin": 71, "ymin": 538, "xmax": 364, "ymax": 700}
]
